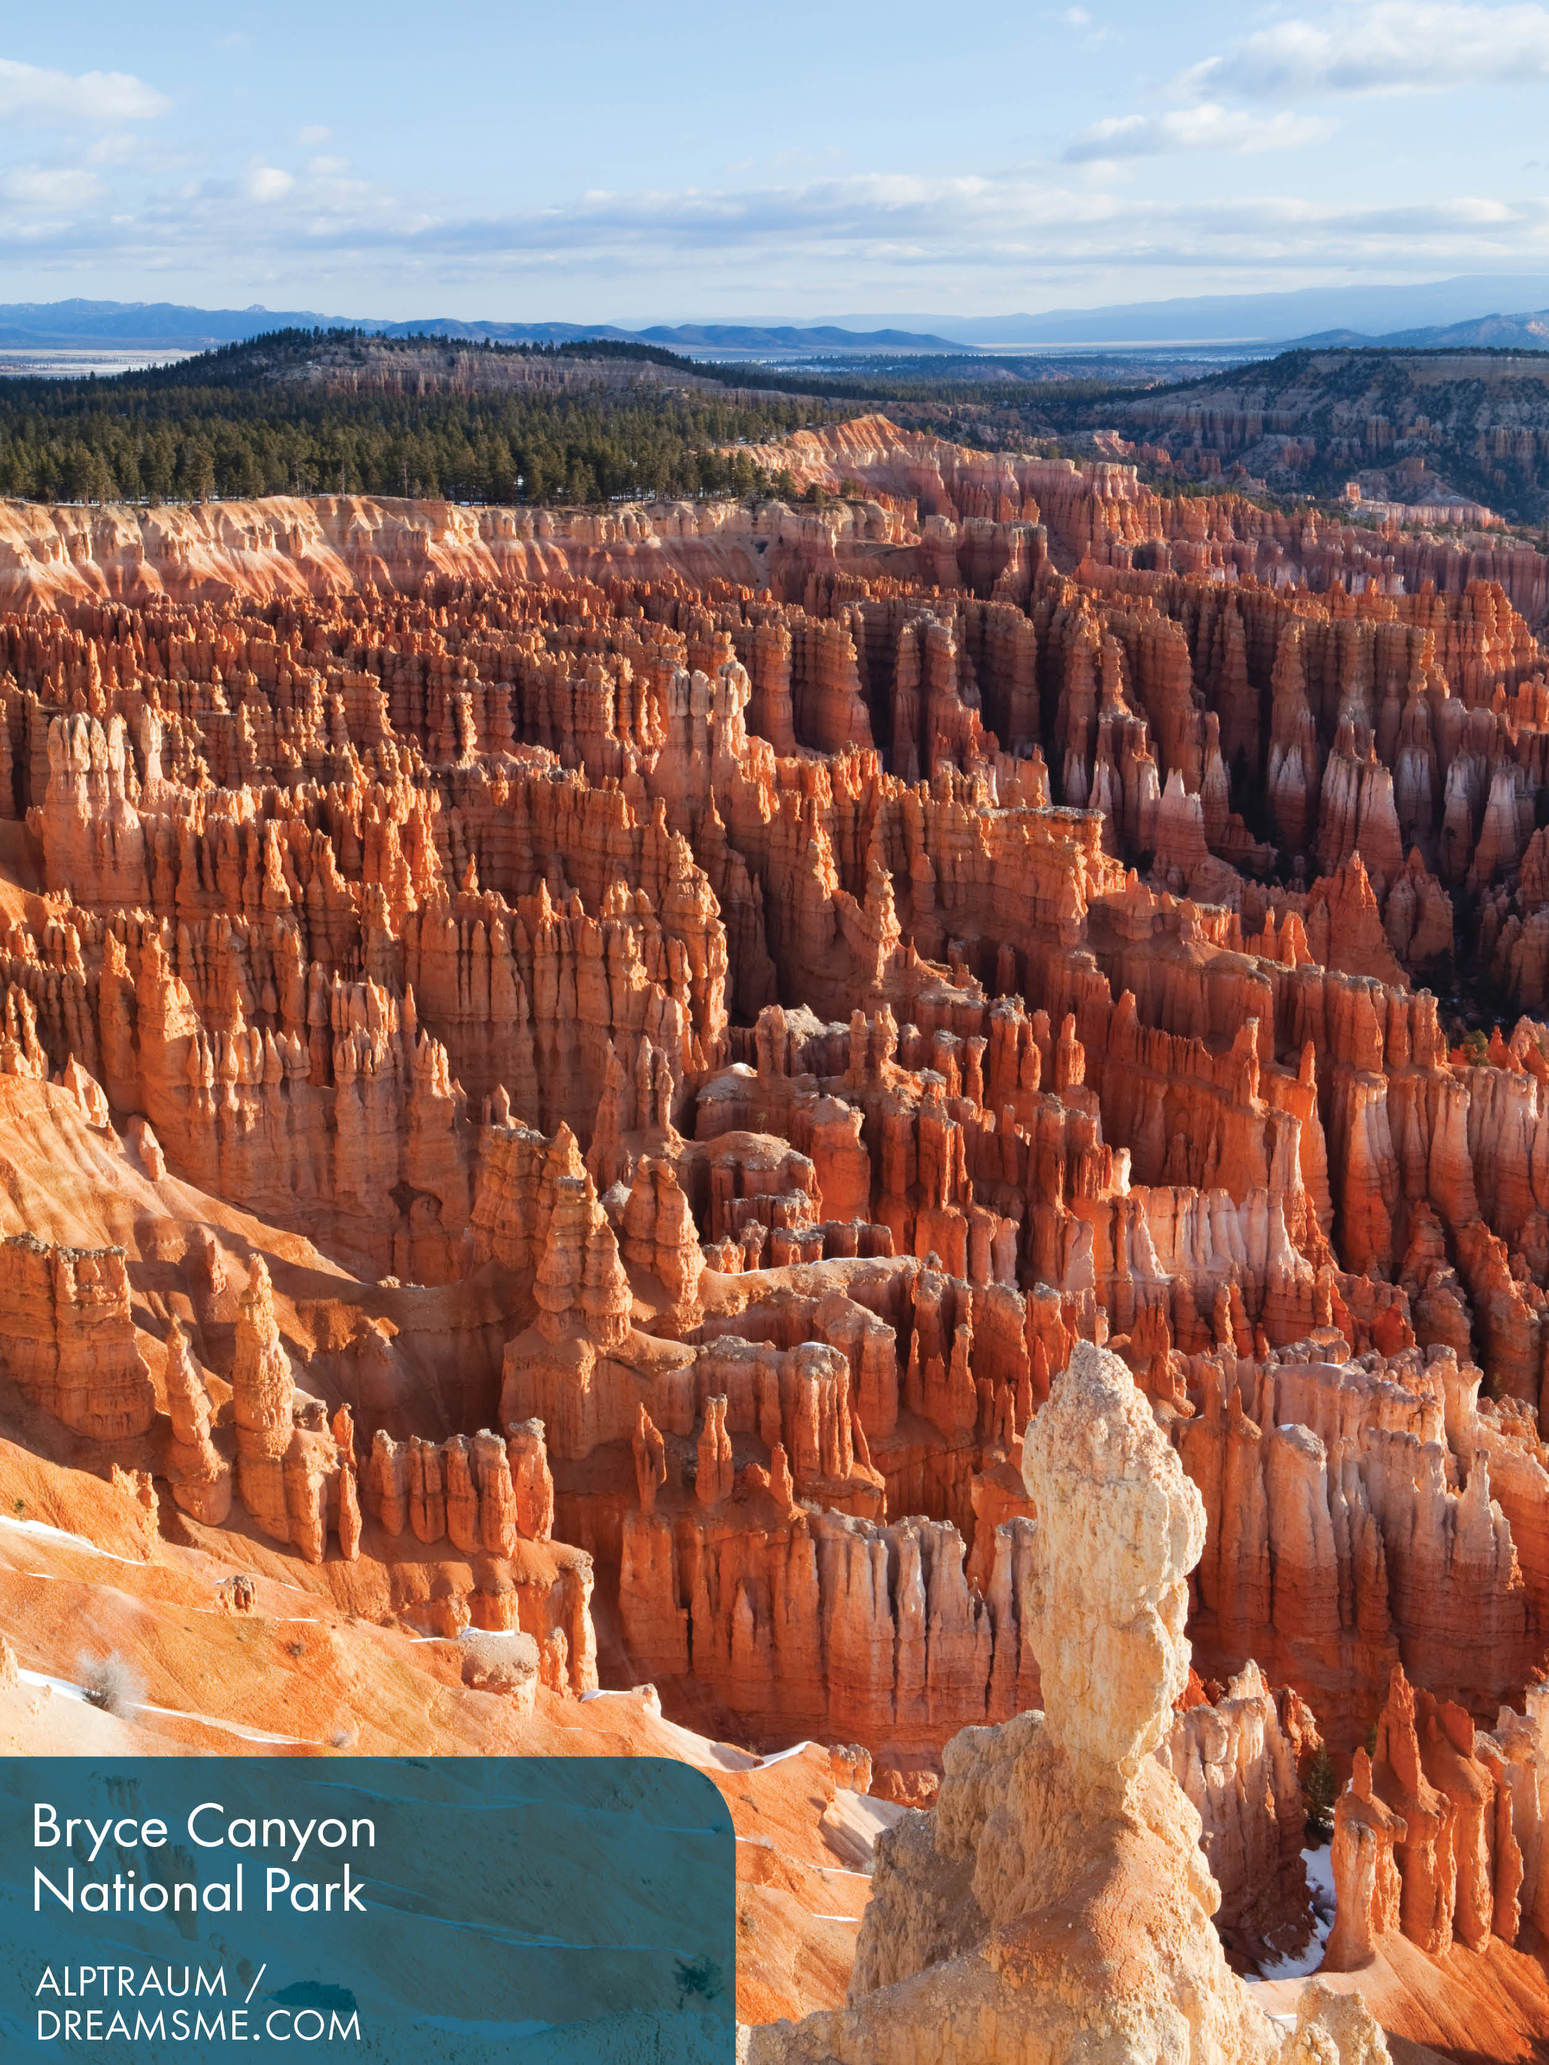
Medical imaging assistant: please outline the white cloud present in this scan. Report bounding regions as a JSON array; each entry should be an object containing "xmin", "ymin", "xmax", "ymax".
[
  {"xmin": 0, "ymin": 167, "xmax": 105, "ymax": 211},
  {"xmin": 244, "ymin": 165, "xmax": 295, "ymax": 203},
  {"xmin": 1183, "ymin": 1, "xmax": 1549, "ymax": 99},
  {"xmin": 86, "ymin": 134, "xmax": 146, "ymax": 167},
  {"xmin": 1065, "ymin": 104, "xmax": 1331, "ymax": 160},
  {"xmin": 0, "ymin": 55, "xmax": 167, "ymax": 126},
  {"xmin": 297, "ymin": 124, "xmax": 332, "ymax": 149},
  {"xmin": 1065, "ymin": 2, "xmax": 1547, "ymax": 172},
  {"xmin": 105, "ymin": 171, "xmax": 1549, "ymax": 271},
  {"xmin": 6, "ymin": 155, "xmax": 1549, "ymax": 303}
]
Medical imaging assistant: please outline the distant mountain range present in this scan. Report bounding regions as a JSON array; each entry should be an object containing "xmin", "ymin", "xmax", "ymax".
[
  {"xmin": 1288, "ymin": 311, "xmax": 1549, "ymax": 351},
  {"xmin": 0, "ymin": 301, "xmax": 961, "ymax": 356},
  {"xmin": 838, "ymin": 277, "xmax": 1549, "ymax": 348},
  {"xmin": 12, "ymin": 282, "xmax": 1549, "ymax": 362}
]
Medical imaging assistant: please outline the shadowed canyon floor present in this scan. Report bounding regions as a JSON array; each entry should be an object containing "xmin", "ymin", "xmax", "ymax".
[{"xmin": 6, "ymin": 422, "xmax": 1549, "ymax": 2048}]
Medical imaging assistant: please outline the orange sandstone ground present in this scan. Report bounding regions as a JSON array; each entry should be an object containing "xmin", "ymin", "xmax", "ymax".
[{"xmin": 5, "ymin": 421, "xmax": 1549, "ymax": 2045}]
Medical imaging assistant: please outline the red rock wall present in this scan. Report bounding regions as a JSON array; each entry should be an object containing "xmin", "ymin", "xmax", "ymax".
[{"xmin": 0, "ymin": 1231, "xmax": 154, "ymax": 1439}]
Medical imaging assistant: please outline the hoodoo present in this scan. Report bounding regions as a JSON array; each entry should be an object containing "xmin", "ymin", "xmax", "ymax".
[{"xmin": 750, "ymin": 1341, "xmax": 1390, "ymax": 2064}]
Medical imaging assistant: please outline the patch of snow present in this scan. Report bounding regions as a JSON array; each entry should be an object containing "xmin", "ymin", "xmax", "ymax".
[
  {"xmin": 16, "ymin": 1666, "xmax": 310, "ymax": 1746},
  {"xmin": 1303, "ymin": 1841, "xmax": 1336, "ymax": 1907},
  {"xmin": 755, "ymin": 1739, "xmax": 822, "ymax": 1767},
  {"xmin": 18, "ymin": 1667, "xmax": 88, "ymax": 1702},
  {"xmin": 0, "ymin": 1514, "xmax": 144, "ymax": 1565},
  {"xmin": 139, "ymin": 1703, "xmax": 312, "ymax": 1748},
  {"xmin": 1253, "ymin": 1841, "xmax": 1336, "ymax": 1982}
]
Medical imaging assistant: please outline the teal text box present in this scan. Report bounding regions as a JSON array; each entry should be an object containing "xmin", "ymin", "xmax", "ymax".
[{"xmin": 0, "ymin": 1758, "xmax": 735, "ymax": 2062}]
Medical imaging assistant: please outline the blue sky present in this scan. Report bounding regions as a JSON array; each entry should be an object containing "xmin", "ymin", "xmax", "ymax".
[{"xmin": 4, "ymin": 1, "xmax": 1549, "ymax": 320}]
